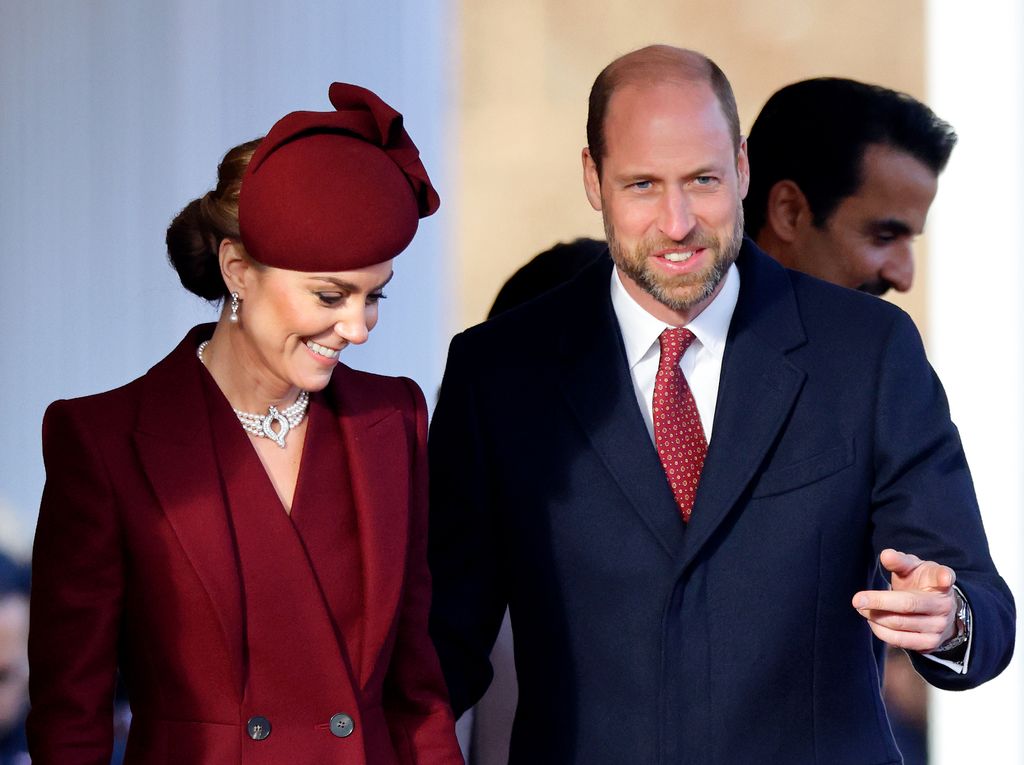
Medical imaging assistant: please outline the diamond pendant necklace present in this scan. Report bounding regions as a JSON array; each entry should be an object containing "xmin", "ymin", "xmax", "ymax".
[{"xmin": 197, "ymin": 340, "xmax": 310, "ymax": 448}]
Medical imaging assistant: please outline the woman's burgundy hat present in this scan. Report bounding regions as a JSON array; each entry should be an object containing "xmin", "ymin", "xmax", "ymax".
[{"xmin": 238, "ymin": 82, "xmax": 439, "ymax": 271}]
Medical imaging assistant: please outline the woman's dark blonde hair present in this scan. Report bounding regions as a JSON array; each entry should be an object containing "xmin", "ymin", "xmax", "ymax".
[{"xmin": 166, "ymin": 138, "xmax": 261, "ymax": 300}]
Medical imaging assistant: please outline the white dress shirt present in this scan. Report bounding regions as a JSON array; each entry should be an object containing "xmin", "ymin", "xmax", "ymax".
[{"xmin": 610, "ymin": 263, "xmax": 739, "ymax": 445}]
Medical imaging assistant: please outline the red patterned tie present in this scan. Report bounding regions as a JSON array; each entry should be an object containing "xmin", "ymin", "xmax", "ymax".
[{"xmin": 653, "ymin": 328, "xmax": 707, "ymax": 522}]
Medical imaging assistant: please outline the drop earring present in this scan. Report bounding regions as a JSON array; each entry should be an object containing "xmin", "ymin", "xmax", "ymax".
[{"xmin": 228, "ymin": 292, "xmax": 241, "ymax": 323}]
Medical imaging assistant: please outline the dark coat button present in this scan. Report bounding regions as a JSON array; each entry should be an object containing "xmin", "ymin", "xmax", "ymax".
[
  {"xmin": 247, "ymin": 716, "xmax": 271, "ymax": 741},
  {"xmin": 329, "ymin": 712, "xmax": 355, "ymax": 738}
]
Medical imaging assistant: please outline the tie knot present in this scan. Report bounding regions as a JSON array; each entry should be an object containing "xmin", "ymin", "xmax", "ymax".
[{"xmin": 659, "ymin": 327, "xmax": 696, "ymax": 367}]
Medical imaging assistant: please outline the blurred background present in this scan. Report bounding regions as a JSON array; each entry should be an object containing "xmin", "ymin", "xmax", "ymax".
[{"xmin": 1, "ymin": 1, "xmax": 1021, "ymax": 763}]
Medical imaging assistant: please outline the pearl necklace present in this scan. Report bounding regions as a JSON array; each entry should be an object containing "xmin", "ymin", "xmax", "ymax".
[{"xmin": 197, "ymin": 340, "xmax": 310, "ymax": 448}]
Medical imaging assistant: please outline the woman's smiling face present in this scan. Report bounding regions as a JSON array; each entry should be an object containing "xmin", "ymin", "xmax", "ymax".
[{"xmin": 234, "ymin": 257, "xmax": 394, "ymax": 394}]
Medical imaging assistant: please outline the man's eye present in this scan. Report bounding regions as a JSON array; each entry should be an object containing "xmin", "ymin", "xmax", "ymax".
[
  {"xmin": 317, "ymin": 292, "xmax": 344, "ymax": 306},
  {"xmin": 873, "ymin": 231, "xmax": 902, "ymax": 245},
  {"xmin": 694, "ymin": 176, "xmax": 716, "ymax": 186},
  {"xmin": 631, "ymin": 180, "xmax": 652, "ymax": 190}
]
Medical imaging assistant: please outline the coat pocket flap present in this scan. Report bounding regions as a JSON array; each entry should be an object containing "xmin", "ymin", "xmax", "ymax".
[{"xmin": 751, "ymin": 439, "xmax": 856, "ymax": 498}]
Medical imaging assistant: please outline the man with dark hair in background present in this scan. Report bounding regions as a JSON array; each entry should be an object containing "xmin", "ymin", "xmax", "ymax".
[
  {"xmin": 428, "ymin": 45, "xmax": 1014, "ymax": 764},
  {"xmin": 744, "ymin": 77, "xmax": 956, "ymax": 296}
]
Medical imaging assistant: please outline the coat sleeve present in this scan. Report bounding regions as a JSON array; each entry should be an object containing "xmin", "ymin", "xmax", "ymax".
[
  {"xmin": 426, "ymin": 333, "xmax": 510, "ymax": 717},
  {"xmin": 869, "ymin": 312, "xmax": 1015, "ymax": 689},
  {"xmin": 27, "ymin": 400, "xmax": 124, "ymax": 765},
  {"xmin": 381, "ymin": 377, "xmax": 464, "ymax": 765}
]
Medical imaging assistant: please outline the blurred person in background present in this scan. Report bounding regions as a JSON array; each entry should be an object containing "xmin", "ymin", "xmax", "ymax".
[
  {"xmin": 487, "ymin": 238, "xmax": 609, "ymax": 320},
  {"xmin": 28, "ymin": 83, "xmax": 461, "ymax": 765},
  {"xmin": 0, "ymin": 552, "xmax": 29, "ymax": 765}
]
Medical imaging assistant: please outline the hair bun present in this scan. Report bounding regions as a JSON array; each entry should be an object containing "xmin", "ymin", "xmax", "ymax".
[
  {"xmin": 165, "ymin": 193, "xmax": 227, "ymax": 300},
  {"xmin": 165, "ymin": 139, "xmax": 260, "ymax": 301}
]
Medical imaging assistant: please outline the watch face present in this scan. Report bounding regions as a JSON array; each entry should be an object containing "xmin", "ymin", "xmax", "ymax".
[{"xmin": 955, "ymin": 590, "xmax": 969, "ymax": 628}]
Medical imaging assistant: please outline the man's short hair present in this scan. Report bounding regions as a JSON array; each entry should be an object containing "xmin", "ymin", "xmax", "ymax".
[
  {"xmin": 744, "ymin": 78, "xmax": 957, "ymax": 238},
  {"xmin": 586, "ymin": 45, "xmax": 741, "ymax": 177}
]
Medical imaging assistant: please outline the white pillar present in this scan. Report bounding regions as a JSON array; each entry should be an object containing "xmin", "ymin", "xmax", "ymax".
[{"xmin": 926, "ymin": 2, "xmax": 1024, "ymax": 762}]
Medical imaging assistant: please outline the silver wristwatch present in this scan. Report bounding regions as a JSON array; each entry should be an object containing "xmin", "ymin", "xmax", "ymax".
[{"xmin": 931, "ymin": 585, "xmax": 971, "ymax": 654}]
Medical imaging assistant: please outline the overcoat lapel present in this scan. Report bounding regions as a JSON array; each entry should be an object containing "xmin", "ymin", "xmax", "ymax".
[
  {"xmin": 558, "ymin": 260, "xmax": 687, "ymax": 560},
  {"xmin": 330, "ymin": 365, "xmax": 410, "ymax": 689},
  {"xmin": 557, "ymin": 245, "xmax": 809, "ymax": 569},
  {"xmin": 131, "ymin": 325, "xmax": 244, "ymax": 687},
  {"xmin": 679, "ymin": 245, "xmax": 808, "ymax": 572}
]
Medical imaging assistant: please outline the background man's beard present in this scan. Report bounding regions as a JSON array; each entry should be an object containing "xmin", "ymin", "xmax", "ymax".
[{"xmin": 606, "ymin": 208, "xmax": 745, "ymax": 313}]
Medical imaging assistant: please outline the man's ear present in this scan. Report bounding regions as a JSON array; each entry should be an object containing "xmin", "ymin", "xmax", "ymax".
[
  {"xmin": 764, "ymin": 180, "xmax": 813, "ymax": 244},
  {"xmin": 219, "ymin": 239, "xmax": 254, "ymax": 296},
  {"xmin": 582, "ymin": 148, "xmax": 603, "ymax": 212},
  {"xmin": 736, "ymin": 138, "xmax": 750, "ymax": 200}
]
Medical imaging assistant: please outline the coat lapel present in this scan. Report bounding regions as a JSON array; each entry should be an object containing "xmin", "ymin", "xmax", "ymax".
[
  {"xmin": 558, "ymin": 245, "xmax": 810, "ymax": 570},
  {"xmin": 679, "ymin": 244, "xmax": 808, "ymax": 572},
  {"xmin": 132, "ymin": 325, "xmax": 244, "ymax": 687},
  {"xmin": 330, "ymin": 365, "xmax": 410, "ymax": 689},
  {"xmin": 558, "ymin": 260, "xmax": 687, "ymax": 560}
]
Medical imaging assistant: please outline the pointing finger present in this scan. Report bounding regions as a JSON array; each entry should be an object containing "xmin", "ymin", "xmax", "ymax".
[{"xmin": 878, "ymin": 548, "xmax": 921, "ymax": 576}]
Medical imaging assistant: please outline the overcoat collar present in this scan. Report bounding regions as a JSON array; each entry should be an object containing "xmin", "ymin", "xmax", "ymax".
[
  {"xmin": 133, "ymin": 325, "xmax": 244, "ymax": 685},
  {"xmin": 325, "ymin": 364, "xmax": 410, "ymax": 688},
  {"xmin": 558, "ymin": 240, "xmax": 807, "ymax": 568},
  {"xmin": 132, "ymin": 325, "xmax": 409, "ymax": 690},
  {"xmin": 558, "ymin": 259, "xmax": 688, "ymax": 560}
]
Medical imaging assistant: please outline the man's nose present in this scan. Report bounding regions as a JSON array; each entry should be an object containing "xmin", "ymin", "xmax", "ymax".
[
  {"xmin": 659, "ymin": 188, "xmax": 696, "ymax": 242},
  {"xmin": 881, "ymin": 244, "xmax": 915, "ymax": 293}
]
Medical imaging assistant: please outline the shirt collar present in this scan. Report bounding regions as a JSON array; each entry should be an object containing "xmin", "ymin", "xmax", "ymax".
[{"xmin": 610, "ymin": 262, "xmax": 740, "ymax": 369}]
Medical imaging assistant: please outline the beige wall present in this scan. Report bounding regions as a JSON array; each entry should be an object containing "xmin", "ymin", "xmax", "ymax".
[{"xmin": 454, "ymin": 0, "xmax": 931, "ymax": 330}]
